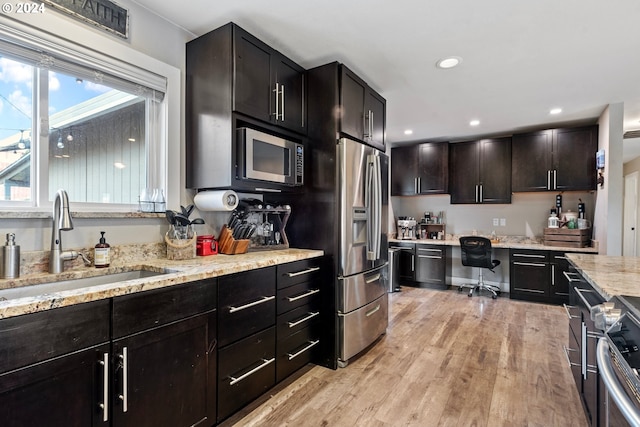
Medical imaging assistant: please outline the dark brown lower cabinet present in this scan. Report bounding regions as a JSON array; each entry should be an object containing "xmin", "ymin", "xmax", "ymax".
[
  {"xmin": 415, "ymin": 244, "xmax": 451, "ymax": 286},
  {"xmin": 217, "ymin": 327, "xmax": 276, "ymax": 422},
  {"xmin": 0, "ymin": 343, "xmax": 110, "ymax": 427},
  {"xmin": 112, "ymin": 312, "xmax": 216, "ymax": 427},
  {"xmin": 510, "ymin": 249, "xmax": 578, "ymax": 304}
]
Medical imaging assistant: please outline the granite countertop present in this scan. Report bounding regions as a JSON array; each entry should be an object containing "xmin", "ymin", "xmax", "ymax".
[
  {"xmin": 566, "ymin": 253, "xmax": 640, "ymax": 299},
  {"xmin": 389, "ymin": 237, "xmax": 598, "ymax": 253},
  {"xmin": 0, "ymin": 248, "xmax": 323, "ymax": 319}
]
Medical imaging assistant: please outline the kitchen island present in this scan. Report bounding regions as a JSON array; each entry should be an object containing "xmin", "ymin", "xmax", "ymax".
[{"xmin": 566, "ymin": 253, "xmax": 640, "ymax": 299}]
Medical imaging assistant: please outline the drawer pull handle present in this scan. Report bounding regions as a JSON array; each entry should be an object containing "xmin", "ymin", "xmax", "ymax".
[
  {"xmin": 229, "ymin": 295, "xmax": 275, "ymax": 313},
  {"xmin": 418, "ymin": 248, "xmax": 442, "ymax": 253},
  {"xmin": 513, "ymin": 261, "xmax": 546, "ymax": 267},
  {"xmin": 513, "ymin": 253, "xmax": 546, "ymax": 258},
  {"xmin": 563, "ymin": 271, "xmax": 581, "ymax": 283},
  {"xmin": 366, "ymin": 304, "xmax": 381, "ymax": 317},
  {"xmin": 98, "ymin": 352, "xmax": 109, "ymax": 422},
  {"xmin": 286, "ymin": 266, "xmax": 320, "ymax": 277},
  {"xmin": 514, "ymin": 288, "xmax": 545, "ymax": 294},
  {"xmin": 287, "ymin": 340, "xmax": 320, "ymax": 360},
  {"xmin": 288, "ymin": 311, "xmax": 320, "ymax": 328},
  {"xmin": 229, "ymin": 357, "xmax": 275, "ymax": 386},
  {"xmin": 562, "ymin": 303, "xmax": 580, "ymax": 320},
  {"xmin": 287, "ymin": 288, "xmax": 320, "ymax": 302},
  {"xmin": 418, "ymin": 255, "xmax": 442, "ymax": 259},
  {"xmin": 562, "ymin": 345, "xmax": 580, "ymax": 367}
]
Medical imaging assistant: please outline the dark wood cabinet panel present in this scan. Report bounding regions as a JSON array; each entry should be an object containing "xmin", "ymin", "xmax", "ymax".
[
  {"xmin": 0, "ymin": 344, "xmax": 109, "ymax": 427},
  {"xmin": 234, "ymin": 28, "xmax": 273, "ymax": 123},
  {"xmin": 450, "ymin": 138, "xmax": 511, "ymax": 204},
  {"xmin": 276, "ymin": 324, "xmax": 321, "ymax": 382},
  {"xmin": 0, "ymin": 299, "xmax": 110, "ymax": 373},
  {"xmin": 389, "ymin": 242, "xmax": 415, "ymax": 282},
  {"xmin": 550, "ymin": 252, "xmax": 571, "ymax": 301},
  {"xmin": 112, "ymin": 312, "xmax": 215, "ymax": 427},
  {"xmin": 554, "ymin": 126, "xmax": 598, "ymax": 191},
  {"xmin": 340, "ymin": 65, "xmax": 386, "ymax": 151},
  {"xmin": 218, "ymin": 267, "xmax": 276, "ymax": 347},
  {"xmin": 415, "ymin": 244, "xmax": 449, "ymax": 285},
  {"xmin": 509, "ymin": 249, "xmax": 575, "ymax": 304},
  {"xmin": 391, "ymin": 142, "xmax": 448, "ymax": 196},
  {"xmin": 512, "ymin": 125, "xmax": 597, "ymax": 192},
  {"xmin": 276, "ymin": 257, "xmax": 324, "ymax": 289},
  {"xmin": 218, "ymin": 327, "xmax": 276, "ymax": 422},
  {"xmin": 275, "ymin": 56, "xmax": 306, "ymax": 132}
]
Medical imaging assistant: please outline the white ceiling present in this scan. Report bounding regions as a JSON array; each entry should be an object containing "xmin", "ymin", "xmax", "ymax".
[{"xmin": 133, "ymin": 0, "xmax": 640, "ymax": 157}]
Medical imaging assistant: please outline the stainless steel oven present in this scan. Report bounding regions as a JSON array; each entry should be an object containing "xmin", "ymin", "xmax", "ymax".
[
  {"xmin": 237, "ymin": 127, "xmax": 303, "ymax": 187},
  {"xmin": 598, "ymin": 297, "xmax": 640, "ymax": 427}
]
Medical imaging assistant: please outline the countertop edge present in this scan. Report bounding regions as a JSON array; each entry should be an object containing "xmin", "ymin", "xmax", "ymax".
[
  {"xmin": 389, "ymin": 238, "xmax": 598, "ymax": 253},
  {"xmin": 565, "ymin": 253, "xmax": 640, "ymax": 299},
  {"xmin": 0, "ymin": 248, "xmax": 324, "ymax": 319}
]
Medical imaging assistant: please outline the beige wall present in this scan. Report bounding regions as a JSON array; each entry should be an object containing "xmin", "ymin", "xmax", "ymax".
[{"xmin": 594, "ymin": 103, "xmax": 625, "ymax": 255}]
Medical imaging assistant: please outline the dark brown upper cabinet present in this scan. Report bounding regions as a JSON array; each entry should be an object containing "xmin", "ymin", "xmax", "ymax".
[
  {"xmin": 512, "ymin": 125, "xmax": 598, "ymax": 192},
  {"xmin": 391, "ymin": 142, "xmax": 449, "ymax": 196},
  {"xmin": 234, "ymin": 27, "xmax": 306, "ymax": 133},
  {"xmin": 340, "ymin": 66, "xmax": 386, "ymax": 151},
  {"xmin": 449, "ymin": 137, "xmax": 512, "ymax": 204}
]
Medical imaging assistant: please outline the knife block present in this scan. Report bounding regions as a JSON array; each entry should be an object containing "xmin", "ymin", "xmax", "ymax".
[{"xmin": 217, "ymin": 225, "xmax": 250, "ymax": 255}]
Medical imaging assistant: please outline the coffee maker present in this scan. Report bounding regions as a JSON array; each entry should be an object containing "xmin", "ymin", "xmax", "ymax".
[{"xmin": 396, "ymin": 217, "xmax": 417, "ymax": 240}]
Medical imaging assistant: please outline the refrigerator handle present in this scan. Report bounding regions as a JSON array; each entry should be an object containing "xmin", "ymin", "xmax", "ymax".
[
  {"xmin": 365, "ymin": 155, "xmax": 374, "ymax": 259},
  {"xmin": 373, "ymin": 155, "xmax": 382, "ymax": 260}
]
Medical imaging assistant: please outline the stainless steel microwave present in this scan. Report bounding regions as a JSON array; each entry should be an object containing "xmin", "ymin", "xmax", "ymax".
[{"xmin": 237, "ymin": 128, "xmax": 304, "ymax": 186}]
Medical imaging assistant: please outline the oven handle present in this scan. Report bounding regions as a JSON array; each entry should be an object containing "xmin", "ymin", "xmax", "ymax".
[{"xmin": 597, "ymin": 338, "xmax": 640, "ymax": 426}]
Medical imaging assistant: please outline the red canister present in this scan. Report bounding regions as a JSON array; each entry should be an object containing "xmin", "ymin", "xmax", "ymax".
[{"xmin": 196, "ymin": 235, "xmax": 218, "ymax": 256}]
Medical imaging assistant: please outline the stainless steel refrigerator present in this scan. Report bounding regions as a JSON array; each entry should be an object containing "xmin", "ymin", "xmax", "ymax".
[{"xmin": 336, "ymin": 137, "xmax": 389, "ymax": 367}]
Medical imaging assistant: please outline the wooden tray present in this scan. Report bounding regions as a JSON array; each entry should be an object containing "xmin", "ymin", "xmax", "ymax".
[{"xmin": 543, "ymin": 227, "xmax": 592, "ymax": 248}]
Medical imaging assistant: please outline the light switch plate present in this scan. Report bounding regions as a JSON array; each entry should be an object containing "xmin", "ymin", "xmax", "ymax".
[{"xmin": 500, "ymin": 218, "xmax": 506, "ymax": 226}]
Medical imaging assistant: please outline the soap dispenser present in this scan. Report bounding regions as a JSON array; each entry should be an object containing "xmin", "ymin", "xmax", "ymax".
[
  {"xmin": 1, "ymin": 233, "xmax": 20, "ymax": 278},
  {"xmin": 94, "ymin": 231, "xmax": 111, "ymax": 268}
]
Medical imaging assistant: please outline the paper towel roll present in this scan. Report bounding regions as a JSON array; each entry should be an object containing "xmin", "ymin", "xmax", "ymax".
[{"xmin": 194, "ymin": 190, "xmax": 239, "ymax": 211}]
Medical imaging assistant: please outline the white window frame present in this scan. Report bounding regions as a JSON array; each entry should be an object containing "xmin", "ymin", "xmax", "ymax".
[{"xmin": 0, "ymin": 18, "xmax": 175, "ymax": 213}]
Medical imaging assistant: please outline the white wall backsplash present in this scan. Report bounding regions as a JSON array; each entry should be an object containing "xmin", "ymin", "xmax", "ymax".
[{"xmin": 391, "ymin": 191, "xmax": 596, "ymax": 238}]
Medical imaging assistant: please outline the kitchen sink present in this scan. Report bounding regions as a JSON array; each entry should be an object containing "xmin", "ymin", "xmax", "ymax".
[{"xmin": 0, "ymin": 269, "xmax": 168, "ymax": 301}]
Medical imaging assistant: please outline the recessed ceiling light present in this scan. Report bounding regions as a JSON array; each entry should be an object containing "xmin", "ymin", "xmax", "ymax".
[
  {"xmin": 469, "ymin": 120, "xmax": 480, "ymax": 126},
  {"xmin": 436, "ymin": 56, "xmax": 462, "ymax": 69},
  {"xmin": 404, "ymin": 129, "xmax": 413, "ymax": 135},
  {"xmin": 550, "ymin": 108, "xmax": 562, "ymax": 115}
]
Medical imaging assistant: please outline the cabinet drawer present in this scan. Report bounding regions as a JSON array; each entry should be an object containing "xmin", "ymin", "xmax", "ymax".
[
  {"xmin": 510, "ymin": 249, "xmax": 549, "ymax": 262},
  {"xmin": 277, "ymin": 280, "xmax": 321, "ymax": 315},
  {"xmin": 0, "ymin": 300, "xmax": 110, "ymax": 373},
  {"xmin": 276, "ymin": 325, "xmax": 321, "ymax": 383},
  {"xmin": 277, "ymin": 257, "xmax": 323, "ymax": 290},
  {"xmin": 113, "ymin": 279, "xmax": 216, "ymax": 338},
  {"xmin": 218, "ymin": 327, "xmax": 276, "ymax": 422},
  {"xmin": 218, "ymin": 267, "xmax": 276, "ymax": 347},
  {"xmin": 277, "ymin": 301, "xmax": 321, "ymax": 340}
]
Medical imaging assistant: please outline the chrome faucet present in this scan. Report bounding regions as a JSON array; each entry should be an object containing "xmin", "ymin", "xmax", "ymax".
[{"xmin": 49, "ymin": 189, "xmax": 91, "ymax": 273}]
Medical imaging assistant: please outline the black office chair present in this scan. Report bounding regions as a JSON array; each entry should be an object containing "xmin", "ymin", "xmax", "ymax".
[{"xmin": 458, "ymin": 236, "xmax": 501, "ymax": 299}]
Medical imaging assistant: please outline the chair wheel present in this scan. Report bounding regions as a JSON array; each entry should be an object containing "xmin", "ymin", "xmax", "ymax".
[
  {"xmin": 492, "ymin": 294, "xmax": 498, "ymax": 299},
  {"xmin": 468, "ymin": 293, "xmax": 472, "ymax": 297}
]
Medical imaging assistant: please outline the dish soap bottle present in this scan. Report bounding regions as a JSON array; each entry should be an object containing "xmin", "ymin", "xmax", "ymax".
[{"xmin": 94, "ymin": 231, "xmax": 110, "ymax": 268}]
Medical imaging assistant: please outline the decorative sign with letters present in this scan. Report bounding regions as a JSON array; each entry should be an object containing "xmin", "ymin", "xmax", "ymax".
[{"xmin": 41, "ymin": 0, "xmax": 129, "ymax": 39}]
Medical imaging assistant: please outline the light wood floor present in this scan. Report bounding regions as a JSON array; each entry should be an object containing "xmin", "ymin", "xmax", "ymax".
[{"xmin": 222, "ymin": 287, "xmax": 589, "ymax": 427}]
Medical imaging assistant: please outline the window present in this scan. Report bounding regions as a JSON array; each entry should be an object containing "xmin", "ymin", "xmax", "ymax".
[{"xmin": 0, "ymin": 25, "xmax": 167, "ymax": 209}]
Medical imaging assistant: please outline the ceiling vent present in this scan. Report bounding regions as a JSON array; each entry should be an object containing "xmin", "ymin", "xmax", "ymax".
[{"xmin": 624, "ymin": 130, "xmax": 640, "ymax": 139}]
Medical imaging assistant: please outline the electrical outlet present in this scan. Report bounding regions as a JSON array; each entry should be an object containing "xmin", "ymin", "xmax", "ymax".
[
  {"xmin": 500, "ymin": 218, "xmax": 506, "ymax": 227},
  {"xmin": 492, "ymin": 218, "xmax": 499, "ymax": 226}
]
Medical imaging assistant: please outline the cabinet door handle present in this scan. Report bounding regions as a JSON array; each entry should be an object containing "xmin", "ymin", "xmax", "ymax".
[
  {"xmin": 551, "ymin": 264, "xmax": 555, "ymax": 286},
  {"xmin": 229, "ymin": 358, "xmax": 275, "ymax": 386},
  {"xmin": 479, "ymin": 184, "xmax": 483, "ymax": 203},
  {"xmin": 286, "ymin": 266, "xmax": 320, "ymax": 277},
  {"xmin": 581, "ymin": 322, "xmax": 587, "ymax": 379},
  {"xmin": 475, "ymin": 184, "xmax": 479, "ymax": 203},
  {"xmin": 118, "ymin": 347, "xmax": 128, "ymax": 413},
  {"xmin": 229, "ymin": 295, "xmax": 275, "ymax": 313},
  {"xmin": 288, "ymin": 311, "xmax": 320, "ymax": 328},
  {"xmin": 513, "ymin": 261, "xmax": 546, "ymax": 267},
  {"xmin": 554, "ymin": 169, "xmax": 557, "ymax": 190},
  {"xmin": 547, "ymin": 170, "xmax": 551, "ymax": 190},
  {"xmin": 563, "ymin": 271, "xmax": 581, "ymax": 282},
  {"xmin": 574, "ymin": 287, "xmax": 596, "ymax": 311},
  {"xmin": 417, "ymin": 177, "xmax": 421, "ymax": 193},
  {"xmin": 98, "ymin": 352, "xmax": 109, "ymax": 422},
  {"xmin": 273, "ymin": 82, "xmax": 280, "ymax": 119},
  {"xmin": 287, "ymin": 340, "xmax": 320, "ymax": 360},
  {"xmin": 513, "ymin": 253, "xmax": 545, "ymax": 258},
  {"xmin": 281, "ymin": 84, "xmax": 285, "ymax": 121},
  {"xmin": 411, "ymin": 254, "xmax": 415, "ymax": 271},
  {"xmin": 415, "ymin": 177, "xmax": 418, "ymax": 194},
  {"xmin": 370, "ymin": 110, "xmax": 374, "ymax": 139},
  {"xmin": 287, "ymin": 288, "xmax": 320, "ymax": 302}
]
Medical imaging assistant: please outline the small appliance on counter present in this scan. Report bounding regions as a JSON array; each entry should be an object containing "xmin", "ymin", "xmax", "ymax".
[
  {"xmin": 396, "ymin": 217, "xmax": 417, "ymax": 240},
  {"xmin": 419, "ymin": 211, "xmax": 446, "ymax": 240}
]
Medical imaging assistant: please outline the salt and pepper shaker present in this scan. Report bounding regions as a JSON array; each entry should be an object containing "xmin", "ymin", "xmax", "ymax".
[{"xmin": 1, "ymin": 233, "xmax": 20, "ymax": 279}]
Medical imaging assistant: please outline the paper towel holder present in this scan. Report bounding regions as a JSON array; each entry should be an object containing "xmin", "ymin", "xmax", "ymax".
[{"xmin": 194, "ymin": 190, "xmax": 239, "ymax": 211}]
